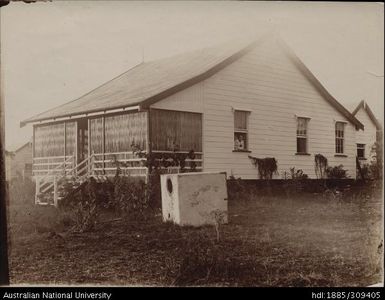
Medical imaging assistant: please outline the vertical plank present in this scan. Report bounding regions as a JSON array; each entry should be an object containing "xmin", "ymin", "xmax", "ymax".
[
  {"xmin": 147, "ymin": 109, "xmax": 152, "ymax": 153},
  {"xmin": 64, "ymin": 122, "xmax": 66, "ymax": 157},
  {"xmin": 150, "ymin": 109, "xmax": 202, "ymax": 152},
  {"xmin": 53, "ymin": 176, "xmax": 58, "ymax": 207},
  {"xmin": 32, "ymin": 125, "xmax": 35, "ymax": 158},
  {"xmin": 75, "ymin": 121, "xmax": 78, "ymax": 164}
]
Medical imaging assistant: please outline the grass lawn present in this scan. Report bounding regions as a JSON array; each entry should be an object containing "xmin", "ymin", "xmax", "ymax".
[{"xmin": 7, "ymin": 184, "xmax": 383, "ymax": 286}]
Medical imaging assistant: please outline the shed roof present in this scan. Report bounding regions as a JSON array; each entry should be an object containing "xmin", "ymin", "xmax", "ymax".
[{"xmin": 21, "ymin": 34, "xmax": 363, "ymax": 130}]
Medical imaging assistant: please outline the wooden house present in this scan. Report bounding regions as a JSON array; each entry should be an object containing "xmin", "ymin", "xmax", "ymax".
[
  {"xmin": 352, "ymin": 100, "xmax": 382, "ymax": 163},
  {"xmin": 21, "ymin": 34, "xmax": 364, "ymax": 205},
  {"xmin": 5, "ymin": 141, "xmax": 33, "ymax": 181},
  {"xmin": 12, "ymin": 141, "xmax": 33, "ymax": 180}
]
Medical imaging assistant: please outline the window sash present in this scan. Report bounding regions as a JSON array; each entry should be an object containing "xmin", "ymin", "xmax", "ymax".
[
  {"xmin": 296, "ymin": 117, "xmax": 308, "ymax": 153},
  {"xmin": 335, "ymin": 137, "xmax": 344, "ymax": 153},
  {"xmin": 234, "ymin": 110, "xmax": 248, "ymax": 150},
  {"xmin": 335, "ymin": 122, "xmax": 345, "ymax": 153},
  {"xmin": 234, "ymin": 111, "xmax": 248, "ymax": 130},
  {"xmin": 297, "ymin": 137, "xmax": 307, "ymax": 153},
  {"xmin": 357, "ymin": 144, "xmax": 365, "ymax": 158}
]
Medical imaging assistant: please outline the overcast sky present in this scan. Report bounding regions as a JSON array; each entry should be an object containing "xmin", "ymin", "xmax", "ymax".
[{"xmin": 1, "ymin": 1, "xmax": 384, "ymax": 150}]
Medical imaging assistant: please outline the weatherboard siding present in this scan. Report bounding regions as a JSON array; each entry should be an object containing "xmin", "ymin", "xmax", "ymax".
[
  {"xmin": 355, "ymin": 108, "xmax": 377, "ymax": 162},
  {"xmin": 12, "ymin": 143, "xmax": 33, "ymax": 179},
  {"xmin": 150, "ymin": 82, "xmax": 204, "ymax": 113},
  {"xmin": 152, "ymin": 38, "xmax": 357, "ymax": 179}
]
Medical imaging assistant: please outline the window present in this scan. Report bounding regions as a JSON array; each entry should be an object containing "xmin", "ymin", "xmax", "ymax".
[
  {"xmin": 357, "ymin": 144, "xmax": 365, "ymax": 159},
  {"xmin": 234, "ymin": 110, "xmax": 249, "ymax": 151},
  {"xmin": 335, "ymin": 122, "xmax": 345, "ymax": 154},
  {"xmin": 296, "ymin": 117, "xmax": 308, "ymax": 153}
]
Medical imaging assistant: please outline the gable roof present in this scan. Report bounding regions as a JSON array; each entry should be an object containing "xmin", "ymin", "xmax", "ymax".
[
  {"xmin": 352, "ymin": 100, "xmax": 382, "ymax": 130},
  {"xmin": 21, "ymin": 34, "xmax": 363, "ymax": 130},
  {"xmin": 14, "ymin": 141, "xmax": 32, "ymax": 153}
]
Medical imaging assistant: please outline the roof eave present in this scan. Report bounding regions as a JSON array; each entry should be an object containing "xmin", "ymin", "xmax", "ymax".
[{"xmin": 20, "ymin": 104, "xmax": 142, "ymax": 127}]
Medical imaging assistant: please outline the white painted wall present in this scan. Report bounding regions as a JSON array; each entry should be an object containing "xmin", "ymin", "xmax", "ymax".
[
  {"xmin": 151, "ymin": 82, "xmax": 204, "ymax": 113},
  {"xmin": 151, "ymin": 38, "xmax": 358, "ymax": 179},
  {"xmin": 355, "ymin": 107, "xmax": 378, "ymax": 162}
]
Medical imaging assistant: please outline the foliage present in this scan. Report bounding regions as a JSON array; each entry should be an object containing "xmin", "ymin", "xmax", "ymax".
[
  {"xmin": 248, "ymin": 156, "xmax": 278, "ymax": 179},
  {"xmin": 132, "ymin": 143, "xmax": 197, "ymax": 208},
  {"xmin": 58, "ymin": 177, "xmax": 101, "ymax": 232},
  {"xmin": 132, "ymin": 143, "xmax": 197, "ymax": 173},
  {"xmin": 314, "ymin": 154, "xmax": 328, "ymax": 179},
  {"xmin": 369, "ymin": 141, "xmax": 383, "ymax": 180},
  {"xmin": 59, "ymin": 173, "xmax": 148, "ymax": 231},
  {"xmin": 110, "ymin": 175, "xmax": 148, "ymax": 217},
  {"xmin": 281, "ymin": 167, "xmax": 308, "ymax": 180},
  {"xmin": 326, "ymin": 165, "xmax": 348, "ymax": 179},
  {"xmin": 281, "ymin": 168, "xmax": 309, "ymax": 196},
  {"xmin": 356, "ymin": 162, "xmax": 369, "ymax": 180}
]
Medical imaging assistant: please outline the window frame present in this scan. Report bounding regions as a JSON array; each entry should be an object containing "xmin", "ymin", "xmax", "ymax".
[
  {"xmin": 357, "ymin": 143, "xmax": 366, "ymax": 159},
  {"xmin": 335, "ymin": 121, "xmax": 345, "ymax": 154},
  {"xmin": 233, "ymin": 110, "xmax": 250, "ymax": 152},
  {"xmin": 296, "ymin": 117, "xmax": 310, "ymax": 155}
]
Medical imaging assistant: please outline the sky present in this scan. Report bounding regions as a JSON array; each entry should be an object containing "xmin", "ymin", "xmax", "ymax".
[{"xmin": 1, "ymin": 1, "xmax": 384, "ymax": 150}]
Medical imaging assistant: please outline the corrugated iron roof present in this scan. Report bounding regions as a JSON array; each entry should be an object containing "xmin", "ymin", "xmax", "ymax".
[
  {"xmin": 21, "ymin": 38, "xmax": 256, "ymax": 126},
  {"xmin": 21, "ymin": 34, "xmax": 364, "ymax": 130}
]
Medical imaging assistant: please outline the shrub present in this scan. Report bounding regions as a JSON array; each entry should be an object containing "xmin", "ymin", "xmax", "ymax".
[
  {"xmin": 59, "ymin": 174, "xmax": 148, "ymax": 231},
  {"xmin": 314, "ymin": 154, "xmax": 328, "ymax": 179},
  {"xmin": 326, "ymin": 165, "xmax": 348, "ymax": 179},
  {"xmin": 281, "ymin": 168, "xmax": 309, "ymax": 197},
  {"xmin": 58, "ymin": 177, "xmax": 100, "ymax": 232},
  {"xmin": 132, "ymin": 143, "xmax": 197, "ymax": 208},
  {"xmin": 248, "ymin": 156, "xmax": 278, "ymax": 179},
  {"xmin": 370, "ymin": 140, "xmax": 383, "ymax": 180},
  {"xmin": 282, "ymin": 167, "xmax": 308, "ymax": 180},
  {"xmin": 111, "ymin": 175, "xmax": 148, "ymax": 218}
]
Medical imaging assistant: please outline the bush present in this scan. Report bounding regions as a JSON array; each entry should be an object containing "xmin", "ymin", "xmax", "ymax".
[
  {"xmin": 326, "ymin": 165, "xmax": 348, "ymax": 179},
  {"xmin": 248, "ymin": 156, "xmax": 278, "ymax": 179},
  {"xmin": 314, "ymin": 154, "xmax": 328, "ymax": 179},
  {"xmin": 111, "ymin": 175, "xmax": 148, "ymax": 218},
  {"xmin": 370, "ymin": 141, "xmax": 383, "ymax": 180},
  {"xmin": 59, "ymin": 174, "xmax": 148, "ymax": 231},
  {"xmin": 281, "ymin": 168, "xmax": 309, "ymax": 197},
  {"xmin": 282, "ymin": 167, "xmax": 308, "ymax": 180}
]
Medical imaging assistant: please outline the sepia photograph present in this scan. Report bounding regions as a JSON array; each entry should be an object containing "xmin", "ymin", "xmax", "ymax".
[{"xmin": 0, "ymin": 1, "xmax": 383, "ymax": 288}]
